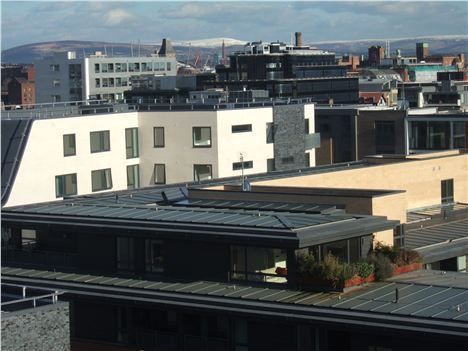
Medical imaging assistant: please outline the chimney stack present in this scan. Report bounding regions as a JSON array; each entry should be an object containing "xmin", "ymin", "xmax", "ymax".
[{"xmin": 295, "ymin": 32, "xmax": 302, "ymax": 47}]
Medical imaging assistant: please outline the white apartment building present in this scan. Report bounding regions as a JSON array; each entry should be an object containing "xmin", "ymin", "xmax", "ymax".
[
  {"xmin": 2, "ymin": 103, "xmax": 318, "ymax": 207},
  {"xmin": 34, "ymin": 51, "xmax": 176, "ymax": 103}
]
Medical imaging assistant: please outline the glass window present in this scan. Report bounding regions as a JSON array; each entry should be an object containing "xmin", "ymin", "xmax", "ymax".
[
  {"xmin": 453, "ymin": 121, "xmax": 466, "ymax": 149},
  {"xmin": 193, "ymin": 127, "xmax": 211, "ymax": 147},
  {"xmin": 95, "ymin": 78, "xmax": 100, "ymax": 88},
  {"xmin": 322, "ymin": 240, "xmax": 347, "ymax": 263},
  {"xmin": 125, "ymin": 128, "xmax": 139, "ymax": 158},
  {"xmin": 154, "ymin": 164, "xmax": 166, "ymax": 184},
  {"xmin": 145, "ymin": 239, "xmax": 164, "ymax": 273},
  {"xmin": 267, "ymin": 158, "xmax": 275, "ymax": 172},
  {"xmin": 102, "ymin": 78, "xmax": 109, "ymax": 87},
  {"xmin": 127, "ymin": 165, "xmax": 140, "ymax": 189},
  {"xmin": 50, "ymin": 64, "xmax": 60, "ymax": 72},
  {"xmin": 375, "ymin": 120, "xmax": 396, "ymax": 154},
  {"xmin": 101, "ymin": 63, "xmax": 108, "ymax": 73},
  {"xmin": 194, "ymin": 164, "xmax": 212, "ymax": 181},
  {"xmin": 94, "ymin": 64, "xmax": 100, "ymax": 73},
  {"xmin": 166, "ymin": 62, "xmax": 171, "ymax": 71},
  {"xmin": 153, "ymin": 127, "xmax": 165, "ymax": 147},
  {"xmin": 231, "ymin": 246, "xmax": 287, "ymax": 284},
  {"xmin": 441, "ymin": 179, "xmax": 454, "ymax": 204},
  {"xmin": 90, "ymin": 130, "xmax": 110, "ymax": 153},
  {"xmin": 63, "ymin": 134, "xmax": 76, "ymax": 156},
  {"xmin": 108, "ymin": 63, "xmax": 114, "ymax": 73},
  {"xmin": 91, "ymin": 168, "xmax": 112, "ymax": 191},
  {"xmin": 55, "ymin": 173, "xmax": 77, "ymax": 198},
  {"xmin": 266, "ymin": 123, "xmax": 275, "ymax": 144},
  {"xmin": 232, "ymin": 161, "xmax": 253, "ymax": 171},
  {"xmin": 232, "ymin": 124, "xmax": 252, "ymax": 133},
  {"xmin": 53, "ymin": 79, "xmax": 60, "ymax": 87},
  {"xmin": 117, "ymin": 237, "xmax": 134, "ymax": 271}
]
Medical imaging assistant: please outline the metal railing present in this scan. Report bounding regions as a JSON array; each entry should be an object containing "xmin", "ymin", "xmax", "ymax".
[{"xmin": 1, "ymin": 283, "xmax": 63, "ymax": 312}]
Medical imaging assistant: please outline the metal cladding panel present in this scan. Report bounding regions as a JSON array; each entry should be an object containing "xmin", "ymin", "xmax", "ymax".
[
  {"xmin": 3, "ymin": 267, "xmax": 468, "ymax": 325},
  {"xmin": 406, "ymin": 219, "xmax": 468, "ymax": 249}
]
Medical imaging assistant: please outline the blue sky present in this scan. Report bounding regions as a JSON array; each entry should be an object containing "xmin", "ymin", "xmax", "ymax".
[{"xmin": 1, "ymin": 1, "xmax": 467, "ymax": 49}]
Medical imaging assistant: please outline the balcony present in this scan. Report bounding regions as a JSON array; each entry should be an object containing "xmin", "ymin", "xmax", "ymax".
[{"xmin": 305, "ymin": 132, "xmax": 321, "ymax": 150}]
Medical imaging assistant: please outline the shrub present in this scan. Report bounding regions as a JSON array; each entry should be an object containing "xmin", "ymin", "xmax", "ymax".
[
  {"xmin": 320, "ymin": 253, "xmax": 343, "ymax": 281},
  {"xmin": 368, "ymin": 253, "xmax": 393, "ymax": 281},
  {"xmin": 340, "ymin": 263, "xmax": 358, "ymax": 281},
  {"xmin": 355, "ymin": 261, "xmax": 374, "ymax": 278},
  {"xmin": 394, "ymin": 248, "xmax": 422, "ymax": 266}
]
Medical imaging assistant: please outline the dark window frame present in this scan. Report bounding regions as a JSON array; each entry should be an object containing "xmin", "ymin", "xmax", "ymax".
[
  {"xmin": 90, "ymin": 130, "xmax": 110, "ymax": 153},
  {"xmin": 154, "ymin": 164, "xmax": 166, "ymax": 184},
  {"xmin": 232, "ymin": 161, "xmax": 253, "ymax": 171},
  {"xmin": 63, "ymin": 134, "xmax": 76, "ymax": 157},
  {"xmin": 441, "ymin": 179, "xmax": 454, "ymax": 204},
  {"xmin": 153, "ymin": 127, "xmax": 165, "ymax": 148},
  {"xmin": 193, "ymin": 164, "xmax": 213, "ymax": 181},
  {"xmin": 192, "ymin": 127, "xmax": 212, "ymax": 148},
  {"xmin": 125, "ymin": 128, "xmax": 139, "ymax": 159},
  {"xmin": 232, "ymin": 124, "xmax": 252, "ymax": 133},
  {"xmin": 55, "ymin": 173, "xmax": 77, "ymax": 198},
  {"xmin": 91, "ymin": 168, "xmax": 113, "ymax": 192}
]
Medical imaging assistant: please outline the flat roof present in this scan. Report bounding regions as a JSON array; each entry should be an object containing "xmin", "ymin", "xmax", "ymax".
[
  {"xmin": 2, "ymin": 267, "xmax": 467, "ymax": 337},
  {"xmin": 2, "ymin": 200, "xmax": 397, "ymax": 248}
]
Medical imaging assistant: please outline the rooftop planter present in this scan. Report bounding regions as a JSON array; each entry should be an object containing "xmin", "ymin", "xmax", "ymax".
[{"xmin": 297, "ymin": 244, "xmax": 422, "ymax": 292}]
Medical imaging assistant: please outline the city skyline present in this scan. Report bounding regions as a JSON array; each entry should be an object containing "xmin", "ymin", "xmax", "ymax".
[{"xmin": 2, "ymin": 1, "xmax": 467, "ymax": 49}]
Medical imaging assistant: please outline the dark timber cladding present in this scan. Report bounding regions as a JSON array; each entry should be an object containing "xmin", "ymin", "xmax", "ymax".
[{"xmin": 273, "ymin": 104, "xmax": 307, "ymax": 171}]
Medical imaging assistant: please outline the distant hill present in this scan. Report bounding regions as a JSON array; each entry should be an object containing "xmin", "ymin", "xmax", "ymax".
[
  {"xmin": 309, "ymin": 35, "xmax": 468, "ymax": 57},
  {"xmin": 2, "ymin": 35, "xmax": 467, "ymax": 64},
  {"xmin": 1, "ymin": 40, "xmax": 243, "ymax": 64}
]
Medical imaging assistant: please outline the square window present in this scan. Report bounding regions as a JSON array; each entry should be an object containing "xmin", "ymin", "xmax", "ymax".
[
  {"xmin": 193, "ymin": 127, "xmax": 211, "ymax": 148},
  {"xmin": 154, "ymin": 164, "xmax": 166, "ymax": 184},
  {"xmin": 91, "ymin": 168, "xmax": 112, "ymax": 191},
  {"xmin": 55, "ymin": 173, "xmax": 77, "ymax": 198},
  {"xmin": 194, "ymin": 164, "xmax": 212, "ymax": 181},
  {"xmin": 153, "ymin": 127, "xmax": 165, "ymax": 148},
  {"xmin": 63, "ymin": 134, "xmax": 76, "ymax": 156},
  {"xmin": 90, "ymin": 130, "xmax": 110, "ymax": 153}
]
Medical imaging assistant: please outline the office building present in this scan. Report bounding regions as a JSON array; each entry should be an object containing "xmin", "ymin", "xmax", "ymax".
[
  {"xmin": 34, "ymin": 40, "xmax": 177, "ymax": 103},
  {"xmin": 368, "ymin": 46, "xmax": 385, "ymax": 67},
  {"xmin": 416, "ymin": 42, "xmax": 429, "ymax": 62}
]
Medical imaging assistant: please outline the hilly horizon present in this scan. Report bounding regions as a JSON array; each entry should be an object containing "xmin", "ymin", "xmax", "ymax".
[{"xmin": 2, "ymin": 35, "xmax": 467, "ymax": 64}]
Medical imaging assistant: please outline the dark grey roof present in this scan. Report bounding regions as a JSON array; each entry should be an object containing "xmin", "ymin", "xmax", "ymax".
[
  {"xmin": 2, "ymin": 200, "xmax": 397, "ymax": 247},
  {"xmin": 1, "ymin": 119, "xmax": 32, "ymax": 206},
  {"xmin": 176, "ymin": 198, "xmax": 343, "ymax": 214},
  {"xmin": 406, "ymin": 219, "xmax": 468, "ymax": 263},
  {"xmin": 406, "ymin": 219, "xmax": 468, "ymax": 248},
  {"xmin": 2, "ymin": 266, "xmax": 468, "ymax": 335},
  {"xmin": 389, "ymin": 270, "xmax": 468, "ymax": 289}
]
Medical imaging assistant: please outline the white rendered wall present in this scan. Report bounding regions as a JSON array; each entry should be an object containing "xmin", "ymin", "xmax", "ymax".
[
  {"xmin": 304, "ymin": 103, "xmax": 316, "ymax": 167},
  {"xmin": 216, "ymin": 108, "xmax": 274, "ymax": 178},
  {"xmin": 138, "ymin": 111, "xmax": 220, "ymax": 185},
  {"xmin": 5, "ymin": 112, "xmax": 139, "ymax": 207}
]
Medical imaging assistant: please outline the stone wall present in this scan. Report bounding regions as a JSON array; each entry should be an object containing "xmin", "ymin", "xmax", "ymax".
[
  {"xmin": 1, "ymin": 302, "xmax": 70, "ymax": 351},
  {"xmin": 273, "ymin": 104, "xmax": 306, "ymax": 171}
]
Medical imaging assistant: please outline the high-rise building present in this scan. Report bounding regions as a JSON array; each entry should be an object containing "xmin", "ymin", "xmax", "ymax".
[
  {"xmin": 368, "ymin": 46, "xmax": 385, "ymax": 67},
  {"xmin": 416, "ymin": 42, "xmax": 429, "ymax": 62}
]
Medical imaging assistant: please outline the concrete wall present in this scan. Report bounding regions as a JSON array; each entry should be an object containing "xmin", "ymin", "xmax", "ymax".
[
  {"xmin": 254, "ymin": 153, "xmax": 468, "ymax": 211},
  {"xmin": 1, "ymin": 302, "xmax": 70, "ymax": 351}
]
